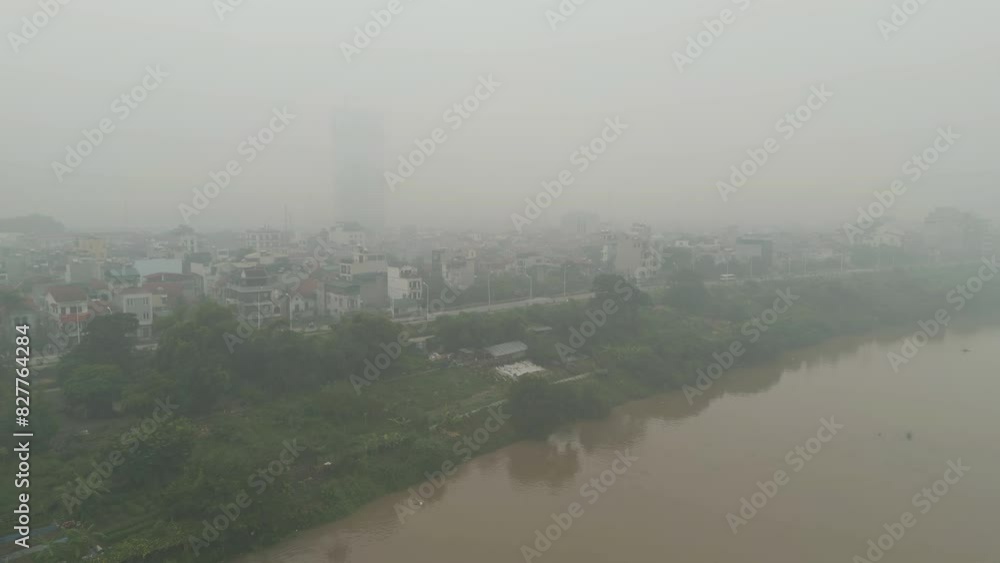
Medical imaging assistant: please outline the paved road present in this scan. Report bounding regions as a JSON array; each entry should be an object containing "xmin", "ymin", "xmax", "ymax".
[
  {"xmin": 396, "ymin": 281, "xmax": 674, "ymax": 325},
  {"xmin": 396, "ymin": 292, "xmax": 597, "ymax": 324}
]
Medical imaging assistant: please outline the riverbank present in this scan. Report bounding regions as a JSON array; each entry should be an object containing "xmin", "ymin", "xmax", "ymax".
[
  {"xmin": 236, "ymin": 322, "xmax": 1000, "ymax": 563},
  {"xmin": 8, "ymin": 263, "xmax": 1000, "ymax": 562}
]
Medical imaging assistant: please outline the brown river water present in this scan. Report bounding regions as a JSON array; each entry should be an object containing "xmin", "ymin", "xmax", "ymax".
[{"xmin": 237, "ymin": 323, "xmax": 1000, "ymax": 563}]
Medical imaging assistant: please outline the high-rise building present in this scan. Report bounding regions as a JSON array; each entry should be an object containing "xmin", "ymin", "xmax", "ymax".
[
  {"xmin": 333, "ymin": 110, "xmax": 385, "ymax": 233},
  {"xmin": 561, "ymin": 212, "xmax": 600, "ymax": 236}
]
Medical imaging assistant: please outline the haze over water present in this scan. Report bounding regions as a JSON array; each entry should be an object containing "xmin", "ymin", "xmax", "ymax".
[{"xmin": 239, "ymin": 322, "xmax": 1000, "ymax": 563}]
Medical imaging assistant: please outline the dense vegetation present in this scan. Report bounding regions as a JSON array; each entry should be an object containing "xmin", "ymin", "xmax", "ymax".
[{"xmin": 1, "ymin": 263, "xmax": 999, "ymax": 561}]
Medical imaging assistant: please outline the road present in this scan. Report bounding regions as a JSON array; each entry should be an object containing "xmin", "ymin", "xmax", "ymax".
[
  {"xmin": 395, "ymin": 281, "xmax": 678, "ymax": 325},
  {"xmin": 397, "ymin": 291, "xmax": 596, "ymax": 324}
]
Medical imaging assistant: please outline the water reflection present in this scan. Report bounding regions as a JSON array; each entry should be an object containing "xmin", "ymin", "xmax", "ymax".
[
  {"xmin": 238, "ymin": 321, "xmax": 1000, "ymax": 563},
  {"xmin": 503, "ymin": 436, "xmax": 582, "ymax": 491}
]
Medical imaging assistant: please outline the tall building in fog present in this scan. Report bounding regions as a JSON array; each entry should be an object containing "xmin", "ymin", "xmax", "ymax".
[{"xmin": 333, "ymin": 110, "xmax": 385, "ymax": 233}]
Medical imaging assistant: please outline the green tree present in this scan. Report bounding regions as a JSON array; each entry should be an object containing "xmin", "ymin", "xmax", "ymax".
[
  {"xmin": 63, "ymin": 364, "xmax": 125, "ymax": 418},
  {"xmin": 664, "ymin": 269, "xmax": 711, "ymax": 313},
  {"xmin": 64, "ymin": 313, "xmax": 138, "ymax": 372}
]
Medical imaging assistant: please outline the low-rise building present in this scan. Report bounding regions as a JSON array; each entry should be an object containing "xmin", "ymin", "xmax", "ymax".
[
  {"xmin": 223, "ymin": 267, "xmax": 282, "ymax": 323},
  {"xmin": 245, "ymin": 228, "xmax": 284, "ymax": 253},
  {"xmin": 484, "ymin": 340, "xmax": 528, "ymax": 364},
  {"xmin": 322, "ymin": 279, "xmax": 362, "ymax": 317},
  {"xmin": 43, "ymin": 285, "xmax": 93, "ymax": 342},
  {"xmin": 289, "ymin": 278, "xmax": 321, "ymax": 319},
  {"xmin": 339, "ymin": 247, "xmax": 387, "ymax": 280},
  {"xmin": 76, "ymin": 236, "xmax": 107, "ymax": 260},
  {"xmin": 388, "ymin": 266, "xmax": 423, "ymax": 301},
  {"xmin": 115, "ymin": 288, "xmax": 154, "ymax": 339},
  {"xmin": 329, "ymin": 222, "xmax": 367, "ymax": 247}
]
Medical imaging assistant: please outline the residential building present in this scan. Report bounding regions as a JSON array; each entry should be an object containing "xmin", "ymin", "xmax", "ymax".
[
  {"xmin": 329, "ymin": 222, "xmax": 367, "ymax": 247},
  {"xmin": 611, "ymin": 235, "xmax": 657, "ymax": 279},
  {"xmin": 43, "ymin": 285, "xmax": 92, "ymax": 342},
  {"xmin": 289, "ymin": 278, "xmax": 321, "ymax": 319},
  {"xmin": 355, "ymin": 272, "xmax": 389, "ymax": 310},
  {"xmin": 76, "ymin": 236, "xmax": 107, "ymax": 260},
  {"xmin": 142, "ymin": 282, "xmax": 184, "ymax": 319},
  {"xmin": 144, "ymin": 272, "xmax": 203, "ymax": 300},
  {"xmin": 245, "ymin": 228, "xmax": 284, "ymax": 253},
  {"xmin": 322, "ymin": 279, "xmax": 362, "ymax": 317},
  {"xmin": 388, "ymin": 266, "xmax": 423, "ymax": 301},
  {"xmin": 223, "ymin": 267, "xmax": 282, "ymax": 323},
  {"xmin": 115, "ymin": 288, "xmax": 154, "ymax": 339},
  {"xmin": 432, "ymin": 248, "xmax": 477, "ymax": 291},
  {"xmin": 339, "ymin": 247, "xmax": 387, "ymax": 280}
]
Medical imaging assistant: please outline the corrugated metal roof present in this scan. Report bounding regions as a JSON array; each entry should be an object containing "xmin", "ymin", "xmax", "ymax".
[{"xmin": 484, "ymin": 340, "xmax": 528, "ymax": 357}]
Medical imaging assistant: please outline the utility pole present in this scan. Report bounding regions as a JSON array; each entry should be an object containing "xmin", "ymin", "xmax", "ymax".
[{"xmin": 421, "ymin": 280, "xmax": 430, "ymax": 320}]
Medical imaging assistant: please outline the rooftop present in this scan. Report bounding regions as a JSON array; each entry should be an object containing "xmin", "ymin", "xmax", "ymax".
[
  {"xmin": 484, "ymin": 340, "xmax": 528, "ymax": 358},
  {"xmin": 47, "ymin": 285, "xmax": 88, "ymax": 302}
]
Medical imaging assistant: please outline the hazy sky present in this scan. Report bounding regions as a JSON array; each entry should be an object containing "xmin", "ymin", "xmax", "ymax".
[{"xmin": 2, "ymin": 0, "xmax": 998, "ymax": 233}]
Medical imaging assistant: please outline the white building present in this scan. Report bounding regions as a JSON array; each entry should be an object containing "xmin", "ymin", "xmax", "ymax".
[
  {"xmin": 339, "ymin": 247, "xmax": 387, "ymax": 280},
  {"xmin": 862, "ymin": 227, "xmax": 905, "ymax": 248},
  {"xmin": 45, "ymin": 286, "xmax": 89, "ymax": 324},
  {"xmin": 329, "ymin": 222, "xmax": 366, "ymax": 247},
  {"xmin": 245, "ymin": 228, "xmax": 284, "ymax": 253},
  {"xmin": 322, "ymin": 280, "xmax": 363, "ymax": 317},
  {"xmin": 388, "ymin": 266, "xmax": 423, "ymax": 301},
  {"xmin": 116, "ymin": 288, "xmax": 154, "ymax": 339}
]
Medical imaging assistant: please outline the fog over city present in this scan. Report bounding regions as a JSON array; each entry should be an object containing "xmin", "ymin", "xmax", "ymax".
[
  {"xmin": 3, "ymin": 2, "xmax": 1000, "ymax": 563},
  {"xmin": 2, "ymin": 0, "xmax": 999, "ymax": 232}
]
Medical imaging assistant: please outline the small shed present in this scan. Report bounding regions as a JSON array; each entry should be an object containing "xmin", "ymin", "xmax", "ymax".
[{"xmin": 483, "ymin": 340, "xmax": 528, "ymax": 364}]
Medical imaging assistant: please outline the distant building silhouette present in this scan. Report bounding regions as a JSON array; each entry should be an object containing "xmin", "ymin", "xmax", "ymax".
[{"xmin": 333, "ymin": 110, "xmax": 386, "ymax": 234}]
